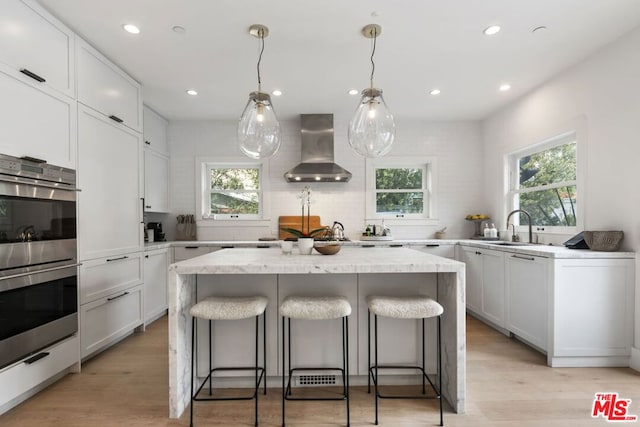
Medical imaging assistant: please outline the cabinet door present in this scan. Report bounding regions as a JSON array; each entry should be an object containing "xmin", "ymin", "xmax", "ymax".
[
  {"xmin": 0, "ymin": 0, "xmax": 75, "ymax": 97},
  {"xmin": 460, "ymin": 247, "xmax": 483, "ymax": 313},
  {"xmin": 77, "ymin": 106, "xmax": 143, "ymax": 260},
  {"xmin": 505, "ymin": 253, "xmax": 548, "ymax": 350},
  {"xmin": 144, "ymin": 149, "xmax": 169, "ymax": 213},
  {"xmin": 80, "ymin": 285, "xmax": 143, "ymax": 358},
  {"xmin": 77, "ymin": 39, "xmax": 142, "ymax": 132},
  {"xmin": 0, "ymin": 70, "xmax": 76, "ymax": 169},
  {"xmin": 144, "ymin": 249, "xmax": 168, "ymax": 323},
  {"xmin": 143, "ymin": 105, "xmax": 168, "ymax": 155},
  {"xmin": 480, "ymin": 249, "xmax": 505, "ymax": 327}
]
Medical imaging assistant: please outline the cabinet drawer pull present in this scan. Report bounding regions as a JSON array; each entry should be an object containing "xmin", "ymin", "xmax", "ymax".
[
  {"xmin": 475, "ymin": 251, "xmax": 482, "ymax": 255},
  {"xmin": 221, "ymin": 245, "xmax": 235, "ymax": 249},
  {"xmin": 389, "ymin": 244, "xmax": 403, "ymax": 247},
  {"xmin": 425, "ymin": 244, "xmax": 440, "ymax": 247},
  {"xmin": 145, "ymin": 205, "xmax": 152, "ymax": 209},
  {"xmin": 107, "ymin": 291, "xmax": 129, "ymax": 301},
  {"xmin": 20, "ymin": 68, "xmax": 46, "ymax": 83},
  {"xmin": 512, "ymin": 254, "xmax": 535, "ymax": 261},
  {"xmin": 361, "ymin": 244, "xmax": 375, "ymax": 248},
  {"xmin": 184, "ymin": 246, "xmax": 199, "ymax": 249},
  {"xmin": 144, "ymin": 140, "xmax": 151, "ymax": 145},
  {"xmin": 109, "ymin": 115, "xmax": 124, "ymax": 123},
  {"xmin": 106, "ymin": 255, "xmax": 129, "ymax": 262},
  {"xmin": 24, "ymin": 352, "xmax": 50, "ymax": 364}
]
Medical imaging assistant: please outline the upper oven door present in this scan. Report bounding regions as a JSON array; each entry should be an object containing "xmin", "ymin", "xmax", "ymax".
[{"xmin": 0, "ymin": 178, "xmax": 78, "ymax": 275}]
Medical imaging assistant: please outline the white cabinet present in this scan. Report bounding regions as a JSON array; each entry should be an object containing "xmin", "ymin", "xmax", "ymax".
[
  {"xmin": 550, "ymin": 258, "xmax": 634, "ymax": 367},
  {"xmin": 144, "ymin": 248, "xmax": 169, "ymax": 323},
  {"xmin": 79, "ymin": 253, "xmax": 143, "ymax": 305},
  {"xmin": 143, "ymin": 105, "xmax": 169, "ymax": 155},
  {"xmin": 0, "ymin": 0, "xmax": 75, "ymax": 98},
  {"xmin": 505, "ymin": 253, "xmax": 549, "ymax": 351},
  {"xmin": 80, "ymin": 285, "xmax": 144, "ymax": 359},
  {"xmin": 77, "ymin": 105, "xmax": 143, "ymax": 260},
  {"xmin": 143, "ymin": 149, "xmax": 169, "ymax": 213},
  {"xmin": 0, "ymin": 70, "xmax": 76, "ymax": 169},
  {"xmin": 0, "ymin": 335, "xmax": 79, "ymax": 410},
  {"xmin": 77, "ymin": 39, "xmax": 142, "ymax": 132},
  {"xmin": 460, "ymin": 246, "xmax": 505, "ymax": 327}
]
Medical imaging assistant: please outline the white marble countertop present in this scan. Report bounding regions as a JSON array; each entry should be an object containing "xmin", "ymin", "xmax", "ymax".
[
  {"xmin": 170, "ymin": 247, "xmax": 464, "ymax": 275},
  {"xmin": 159, "ymin": 239, "xmax": 635, "ymax": 259}
]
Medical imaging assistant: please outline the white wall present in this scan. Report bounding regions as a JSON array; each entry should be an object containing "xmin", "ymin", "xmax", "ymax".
[
  {"xmin": 482, "ymin": 26, "xmax": 640, "ymax": 367},
  {"xmin": 166, "ymin": 116, "xmax": 485, "ymax": 241}
]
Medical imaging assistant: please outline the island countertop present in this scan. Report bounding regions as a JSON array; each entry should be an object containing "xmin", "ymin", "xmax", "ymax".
[{"xmin": 169, "ymin": 246, "xmax": 464, "ymax": 275}]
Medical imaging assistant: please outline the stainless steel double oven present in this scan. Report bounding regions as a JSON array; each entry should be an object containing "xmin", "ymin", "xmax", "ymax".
[{"xmin": 0, "ymin": 154, "xmax": 79, "ymax": 369}]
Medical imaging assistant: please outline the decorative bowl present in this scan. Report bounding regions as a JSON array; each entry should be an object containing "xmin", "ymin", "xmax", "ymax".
[
  {"xmin": 584, "ymin": 231, "xmax": 623, "ymax": 251},
  {"xmin": 313, "ymin": 243, "xmax": 341, "ymax": 255}
]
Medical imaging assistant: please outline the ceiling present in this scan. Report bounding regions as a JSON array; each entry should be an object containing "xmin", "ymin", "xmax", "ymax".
[{"xmin": 38, "ymin": 0, "xmax": 640, "ymax": 122}]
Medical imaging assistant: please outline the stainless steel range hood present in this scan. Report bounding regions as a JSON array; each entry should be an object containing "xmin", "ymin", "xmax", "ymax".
[{"xmin": 284, "ymin": 114, "xmax": 352, "ymax": 182}]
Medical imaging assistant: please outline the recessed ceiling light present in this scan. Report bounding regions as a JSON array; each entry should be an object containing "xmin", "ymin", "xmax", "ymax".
[
  {"xmin": 186, "ymin": 89, "xmax": 198, "ymax": 96},
  {"xmin": 348, "ymin": 89, "xmax": 359, "ymax": 95},
  {"xmin": 272, "ymin": 90, "xmax": 282, "ymax": 96},
  {"xmin": 483, "ymin": 25, "xmax": 501, "ymax": 36},
  {"xmin": 122, "ymin": 24, "xmax": 141, "ymax": 34},
  {"xmin": 430, "ymin": 89, "xmax": 441, "ymax": 96},
  {"xmin": 172, "ymin": 25, "xmax": 186, "ymax": 34},
  {"xmin": 499, "ymin": 84, "xmax": 511, "ymax": 92}
]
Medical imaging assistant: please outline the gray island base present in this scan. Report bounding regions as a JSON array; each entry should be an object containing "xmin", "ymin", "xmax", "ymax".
[{"xmin": 168, "ymin": 247, "xmax": 466, "ymax": 419}]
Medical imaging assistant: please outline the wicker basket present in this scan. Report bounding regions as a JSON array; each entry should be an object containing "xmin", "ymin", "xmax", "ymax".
[{"xmin": 583, "ymin": 231, "xmax": 623, "ymax": 251}]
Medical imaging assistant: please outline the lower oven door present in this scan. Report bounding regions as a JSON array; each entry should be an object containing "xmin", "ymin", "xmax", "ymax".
[{"xmin": 0, "ymin": 265, "xmax": 78, "ymax": 369}]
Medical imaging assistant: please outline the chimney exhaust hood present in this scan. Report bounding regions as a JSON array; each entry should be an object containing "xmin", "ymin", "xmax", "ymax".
[{"xmin": 284, "ymin": 114, "xmax": 352, "ymax": 182}]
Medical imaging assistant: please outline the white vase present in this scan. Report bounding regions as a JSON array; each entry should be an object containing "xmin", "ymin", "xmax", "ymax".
[{"xmin": 297, "ymin": 237, "xmax": 314, "ymax": 255}]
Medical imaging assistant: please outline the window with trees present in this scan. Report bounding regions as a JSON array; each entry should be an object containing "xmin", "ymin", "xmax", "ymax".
[
  {"xmin": 201, "ymin": 163, "xmax": 263, "ymax": 220},
  {"xmin": 366, "ymin": 157, "xmax": 435, "ymax": 221},
  {"xmin": 509, "ymin": 132, "xmax": 577, "ymax": 229}
]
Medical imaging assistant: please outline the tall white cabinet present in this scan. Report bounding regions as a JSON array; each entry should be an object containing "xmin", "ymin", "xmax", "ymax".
[{"xmin": 143, "ymin": 105, "xmax": 170, "ymax": 213}]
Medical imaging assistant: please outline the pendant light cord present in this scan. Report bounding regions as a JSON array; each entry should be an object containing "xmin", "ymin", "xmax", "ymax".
[
  {"xmin": 369, "ymin": 28, "xmax": 377, "ymax": 91},
  {"xmin": 256, "ymin": 30, "xmax": 265, "ymax": 93}
]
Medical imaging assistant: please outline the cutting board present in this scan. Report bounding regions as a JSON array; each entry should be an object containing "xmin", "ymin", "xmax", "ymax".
[{"xmin": 278, "ymin": 215, "xmax": 323, "ymax": 239}]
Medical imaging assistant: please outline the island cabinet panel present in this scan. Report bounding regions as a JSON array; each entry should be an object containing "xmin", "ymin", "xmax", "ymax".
[
  {"xmin": 195, "ymin": 275, "xmax": 279, "ymax": 377},
  {"xmin": 357, "ymin": 273, "xmax": 439, "ymax": 376},
  {"xmin": 551, "ymin": 258, "xmax": 634, "ymax": 366},
  {"xmin": 144, "ymin": 248, "xmax": 169, "ymax": 324},
  {"xmin": 277, "ymin": 274, "xmax": 358, "ymax": 376}
]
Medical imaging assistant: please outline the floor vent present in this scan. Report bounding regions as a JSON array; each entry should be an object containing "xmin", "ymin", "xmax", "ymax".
[{"xmin": 296, "ymin": 374, "xmax": 337, "ymax": 386}]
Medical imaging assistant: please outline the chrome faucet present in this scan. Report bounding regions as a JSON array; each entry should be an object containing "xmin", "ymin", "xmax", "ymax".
[{"xmin": 506, "ymin": 209, "xmax": 533, "ymax": 243}]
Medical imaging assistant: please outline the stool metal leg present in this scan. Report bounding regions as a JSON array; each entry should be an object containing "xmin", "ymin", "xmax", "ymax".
[
  {"xmin": 422, "ymin": 318, "xmax": 426, "ymax": 394},
  {"xmin": 438, "ymin": 316, "xmax": 443, "ymax": 426},
  {"xmin": 345, "ymin": 316, "xmax": 350, "ymax": 427},
  {"xmin": 209, "ymin": 320, "xmax": 213, "ymax": 395},
  {"xmin": 264, "ymin": 310, "xmax": 267, "ymax": 395},
  {"xmin": 374, "ymin": 314, "xmax": 379, "ymax": 425},
  {"xmin": 367, "ymin": 309, "xmax": 371, "ymax": 394},
  {"xmin": 281, "ymin": 316, "xmax": 286, "ymax": 427},
  {"xmin": 190, "ymin": 317, "xmax": 195, "ymax": 427},
  {"xmin": 255, "ymin": 315, "xmax": 259, "ymax": 427}
]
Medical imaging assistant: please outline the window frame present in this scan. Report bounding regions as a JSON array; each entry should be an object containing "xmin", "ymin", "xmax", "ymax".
[
  {"xmin": 507, "ymin": 131, "xmax": 582, "ymax": 234},
  {"xmin": 196, "ymin": 157, "xmax": 270, "ymax": 223},
  {"xmin": 365, "ymin": 156, "xmax": 438, "ymax": 225}
]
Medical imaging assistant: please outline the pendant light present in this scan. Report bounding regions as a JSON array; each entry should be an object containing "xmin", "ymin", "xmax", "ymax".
[
  {"xmin": 237, "ymin": 24, "xmax": 281, "ymax": 159},
  {"xmin": 348, "ymin": 24, "xmax": 395, "ymax": 158}
]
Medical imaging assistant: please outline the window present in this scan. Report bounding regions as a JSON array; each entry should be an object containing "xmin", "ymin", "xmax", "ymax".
[
  {"xmin": 509, "ymin": 132, "xmax": 578, "ymax": 229},
  {"xmin": 199, "ymin": 162, "xmax": 264, "ymax": 220},
  {"xmin": 366, "ymin": 157, "xmax": 436, "ymax": 222}
]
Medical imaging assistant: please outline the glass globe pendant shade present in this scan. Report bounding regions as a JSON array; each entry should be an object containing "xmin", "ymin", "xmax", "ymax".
[
  {"xmin": 237, "ymin": 91, "xmax": 281, "ymax": 159},
  {"xmin": 348, "ymin": 88, "xmax": 395, "ymax": 157}
]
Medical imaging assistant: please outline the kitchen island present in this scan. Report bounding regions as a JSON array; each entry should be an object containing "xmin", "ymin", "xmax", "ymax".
[{"xmin": 168, "ymin": 247, "xmax": 466, "ymax": 419}]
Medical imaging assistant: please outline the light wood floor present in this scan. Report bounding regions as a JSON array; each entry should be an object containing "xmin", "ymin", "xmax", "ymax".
[{"xmin": 1, "ymin": 315, "xmax": 638, "ymax": 426}]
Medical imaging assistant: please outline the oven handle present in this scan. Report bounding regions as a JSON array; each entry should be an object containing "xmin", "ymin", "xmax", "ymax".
[
  {"xmin": 0, "ymin": 175, "xmax": 80, "ymax": 192},
  {"xmin": 0, "ymin": 263, "xmax": 81, "ymax": 282}
]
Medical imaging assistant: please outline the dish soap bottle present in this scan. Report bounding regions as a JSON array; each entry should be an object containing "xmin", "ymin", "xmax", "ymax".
[{"xmin": 483, "ymin": 223, "xmax": 490, "ymax": 238}]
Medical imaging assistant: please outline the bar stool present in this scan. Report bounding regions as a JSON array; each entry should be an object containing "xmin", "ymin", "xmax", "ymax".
[
  {"xmin": 367, "ymin": 295, "xmax": 444, "ymax": 426},
  {"xmin": 189, "ymin": 296, "xmax": 268, "ymax": 427},
  {"xmin": 280, "ymin": 295, "xmax": 352, "ymax": 427}
]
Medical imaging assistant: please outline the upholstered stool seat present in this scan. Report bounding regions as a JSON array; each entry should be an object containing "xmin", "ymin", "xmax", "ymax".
[
  {"xmin": 191, "ymin": 296, "xmax": 269, "ymax": 320},
  {"xmin": 280, "ymin": 295, "xmax": 352, "ymax": 426},
  {"xmin": 367, "ymin": 295, "xmax": 444, "ymax": 426},
  {"xmin": 190, "ymin": 295, "xmax": 268, "ymax": 427}
]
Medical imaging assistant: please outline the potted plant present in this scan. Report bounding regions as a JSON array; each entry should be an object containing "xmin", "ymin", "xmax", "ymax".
[{"xmin": 280, "ymin": 186, "xmax": 325, "ymax": 254}]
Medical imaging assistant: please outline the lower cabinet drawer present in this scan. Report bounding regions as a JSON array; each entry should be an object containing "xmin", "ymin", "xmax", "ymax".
[
  {"xmin": 80, "ymin": 252, "xmax": 143, "ymax": 304},
  {"xmin": 0, "ymin": 336, "xmax": 79, "ymax": 408},
  {"xmin": 80, "ymin": 285, "xmax": 143, "ymax": 359}
]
